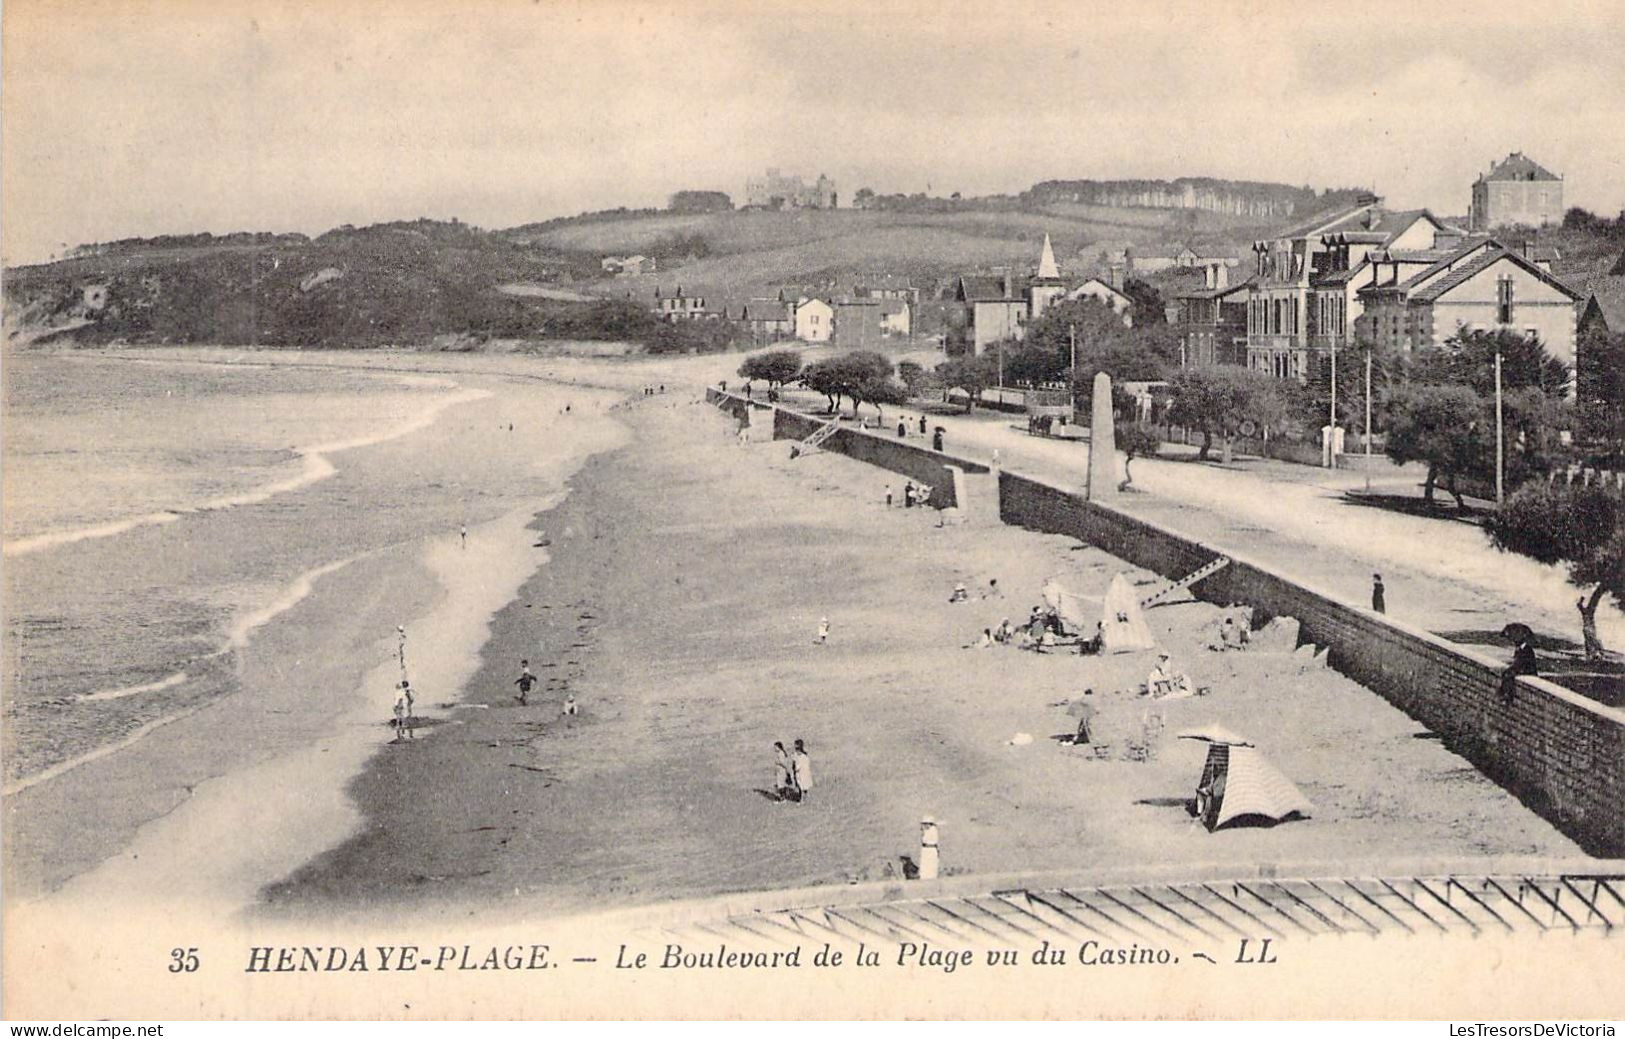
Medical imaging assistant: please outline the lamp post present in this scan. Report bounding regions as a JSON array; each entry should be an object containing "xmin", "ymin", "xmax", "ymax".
[{"xmin": 1328, "ymin": 340, "xmax": 1338, "ymax": 469}]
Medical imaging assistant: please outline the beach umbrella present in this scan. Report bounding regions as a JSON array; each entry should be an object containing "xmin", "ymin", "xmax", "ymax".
[{"xmin": 1176, "ymin": 725, "xmax": 1254, "ymax": 747}]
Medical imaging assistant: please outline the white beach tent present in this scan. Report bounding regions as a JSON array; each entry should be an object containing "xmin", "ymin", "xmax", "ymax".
[
  {"xmin": 1040, "ymin": 577, "xmax": 1097, "ymax": 636},
  {"xmin": 1178, "ymin": 726, "xmax": 1313, "ymax": 831},
  {"xmin": 1100, "ymin": 574, "xmax": 1157, "ymax": 652}
]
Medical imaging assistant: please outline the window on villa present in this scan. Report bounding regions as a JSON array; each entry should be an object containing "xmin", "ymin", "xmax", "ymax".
[{"xmin": 1497, "ymin": 277, "xmax": 1514, "ymax": 324}]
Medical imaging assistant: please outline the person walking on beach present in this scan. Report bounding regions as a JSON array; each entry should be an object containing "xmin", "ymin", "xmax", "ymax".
[
  {"xmin": 791, "ymin": 739, "xmax": 813, "ymax": 803},
  {"xmin": 460, "ymin": 524, "xmax": 468, "ymax": 549},
  {"xmin": 562, "ymin": 691, "xmax": 578, "ymax": 717},
  {"xmin": 773, "ymin": 741, "xmax": 794, "ymax": 801},
  {"xmin": 399, "ymin": 679, "xmax": 415, "ymax": 719},
  {"xmin": 885, "ymin": 484, "xmax": 893, "ymax": 508},
  {"xmin": 393, "ymin": 694, "xmax": 412, "ymax": 741},
  {"xmin": 1371, "ymin": 573, "xmax": 1386, "ymax": 614},
  {"xmin": 932, "ymin": 428, "xmax": 944, "ymax": 452},
  {"xmin": 514, "ymin": 660, "xmax": 537, "ymax": 705},
  {"xmin": 903, "ymin": 481, "xmax": 916, "ymax": 508},
  {"xmin": 919, "ymin": 414, "xmax": 928, "ymax": 435},
  {"xmin": 898, "ymin": 419, "xmax": 907, "ymax": 438},
  {"xmin": 814, "ymin": 616, "xmax": 830, "ymax": 645}
]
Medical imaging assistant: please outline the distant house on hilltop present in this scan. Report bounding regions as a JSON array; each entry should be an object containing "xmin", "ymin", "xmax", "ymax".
[
  {"xmin": 1470, "ymin": 152, "xmax": 1563, "ymax": 231},
  {"xmin": 602, "ymin": 255, "xmax": 653, "ymax": 275},
  {"xmin": 745, "ymin": 168, "xmax": 838, "ymax": 210}
]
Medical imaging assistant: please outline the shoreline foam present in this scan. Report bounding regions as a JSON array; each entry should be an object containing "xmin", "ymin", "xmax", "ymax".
[{"xmin": 3, "ymin": 367, "xmax": 489, "ymax": 558}]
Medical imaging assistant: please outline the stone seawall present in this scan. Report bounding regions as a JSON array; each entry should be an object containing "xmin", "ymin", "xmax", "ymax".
[
  {"xmin": 998, "ymin": 470, "xmax": 1625, "ymax": 857},
  {"xmin": 706, "ymin": 388, "xmax": 989, "ymax": 509}
]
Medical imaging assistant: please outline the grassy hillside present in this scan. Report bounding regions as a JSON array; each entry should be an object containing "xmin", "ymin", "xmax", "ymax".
[
  {"xmin": 518, "ymin": 206, "xmax": 1278, "ymax": 312},
  {"xmin": 2, "ymin": 220, "xmax": 634, "ymax": 349}
]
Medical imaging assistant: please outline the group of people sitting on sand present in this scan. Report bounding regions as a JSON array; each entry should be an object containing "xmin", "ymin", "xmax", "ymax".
[
  {"xmin": 957, "ymin": 585, "xmax": 1109, "ymax": 657},
  {"xmin": 885, "ymin": 481, "xmax": 932, "ymax": 509}
]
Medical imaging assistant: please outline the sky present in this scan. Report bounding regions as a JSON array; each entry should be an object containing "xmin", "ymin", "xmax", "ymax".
[{"xmin": 5, "ymin": 0, "xmax": 1625, "ymax": 264}]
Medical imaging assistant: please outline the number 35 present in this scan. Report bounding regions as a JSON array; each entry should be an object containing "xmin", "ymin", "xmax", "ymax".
[{"xmin": 169, "ymin": 947, "xmax": 199, "ymax": 973}]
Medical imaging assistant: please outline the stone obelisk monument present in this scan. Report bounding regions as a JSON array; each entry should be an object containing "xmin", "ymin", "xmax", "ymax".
[{"xmin": 1085, "ymin": 372, "xmax": 1116, "ymax": 501}]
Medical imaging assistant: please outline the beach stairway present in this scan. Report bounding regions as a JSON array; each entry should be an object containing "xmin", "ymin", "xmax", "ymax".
[
  {"xmin": 951, "ymin": 468, "xmax": 1001, "ymax": 525},
  {"xmin": 795, "ymin": 420, "xmax": 841, "ymax": 455},
  {"xmin": 1139, "ymin": 555, "xmax": 1231, "ymax": 610}
]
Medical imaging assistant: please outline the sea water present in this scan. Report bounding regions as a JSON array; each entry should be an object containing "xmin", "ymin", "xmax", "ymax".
[{"xmin": 1, "ymin": 351, "xmax": 594, "ymax": 790}]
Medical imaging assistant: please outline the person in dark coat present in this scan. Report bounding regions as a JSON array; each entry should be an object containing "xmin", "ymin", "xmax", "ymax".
[
  {"xmin": 919, "ymin": 414, "xmax": 928, "ymax": 434},
  {"xmin": 932, "ymin": 428, "xmax": 944, "ymax": 451},
  {"xmin": 1371, "ymin": 573, "xmax": 1386, "ymax": 614},
  {"xmin": 1502, "ymin": 633, "xmax": 1538, "ymax": 700},
  {"xmin": 898, "ymin": 420, "xmax": 907, "ymax": 438}
]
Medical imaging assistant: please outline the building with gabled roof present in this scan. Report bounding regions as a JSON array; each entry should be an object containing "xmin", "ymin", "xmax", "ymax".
[
  {"xmin": 952, "ymin": 274, "xmax": 1025, "ymax": 355},
  {"xmin": 1470, "ymin": 152, "xmax": 1563, "ymax": 231},
  {"xmin": 1354, "ymin": 239, "xmax": 1585, "ymax": 370},
  {"xmin": 1246, "ymin": 196, "xmax": 1470, "ymax": 381},
  {"xmin": 740, "ymin": 298, "xmax": 794, "ymax": 343}
]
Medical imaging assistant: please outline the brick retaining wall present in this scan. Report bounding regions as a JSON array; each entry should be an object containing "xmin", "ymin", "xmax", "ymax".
[
  {"xmin": 998, "ymin": 471, "xmax": 1625, "ymax": 856},
  {"xmin": 707, "ymin": 388, "xmax": 989, "ymax": 509}
]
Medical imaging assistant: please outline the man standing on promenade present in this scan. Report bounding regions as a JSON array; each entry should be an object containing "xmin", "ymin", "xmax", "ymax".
[
  {"xmin": 1372, "ymin": 573, "xmax": 1386, "ymax": 614},
  {"xmin": 920, "ymin": 414, "xmax": 928, "ymax": 435},
  {"xmin": 514, "ymin": 660, "xmax": 537, "ymax": 705},
  {"xmin": 933, "ymin": 428, "xmax": 944, "ymax": 452},
  {"xmin": 791, "ymin": 739, "xmax": 813, "ymax": 803}
]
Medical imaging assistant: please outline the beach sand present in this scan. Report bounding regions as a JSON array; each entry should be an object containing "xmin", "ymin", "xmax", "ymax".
[{"xmin": 264, "ymin": 389, "xmax": 1584, "ymax": 927}]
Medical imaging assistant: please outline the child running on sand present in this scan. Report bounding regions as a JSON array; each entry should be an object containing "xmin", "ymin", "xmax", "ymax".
[{"xmin": 514, "ymin": 660, "xmax": 537, "ymax": 705}]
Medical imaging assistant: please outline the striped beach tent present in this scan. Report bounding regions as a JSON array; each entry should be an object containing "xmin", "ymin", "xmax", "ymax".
[{"xmin": 1179, "ymin": 727, "xmax": 1313, "ymax": 831}]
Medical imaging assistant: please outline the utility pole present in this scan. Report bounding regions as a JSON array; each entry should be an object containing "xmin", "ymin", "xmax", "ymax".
[
  {"xmin": 1495, "ymin": 348, "xmax": 1505, "ymax": 505},
  {"xmin": 1070, "ymin": 323, "xmax": 1079, "ymax": 423},
  {"xmin": 1364, "ymin": 347, "xmax": 1373, "ymax": 493}
]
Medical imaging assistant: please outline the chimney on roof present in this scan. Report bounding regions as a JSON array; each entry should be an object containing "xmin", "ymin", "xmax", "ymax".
[{"xmin": 1214, "ymin": 263, "xmax": 1228, "ymax": 290}]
